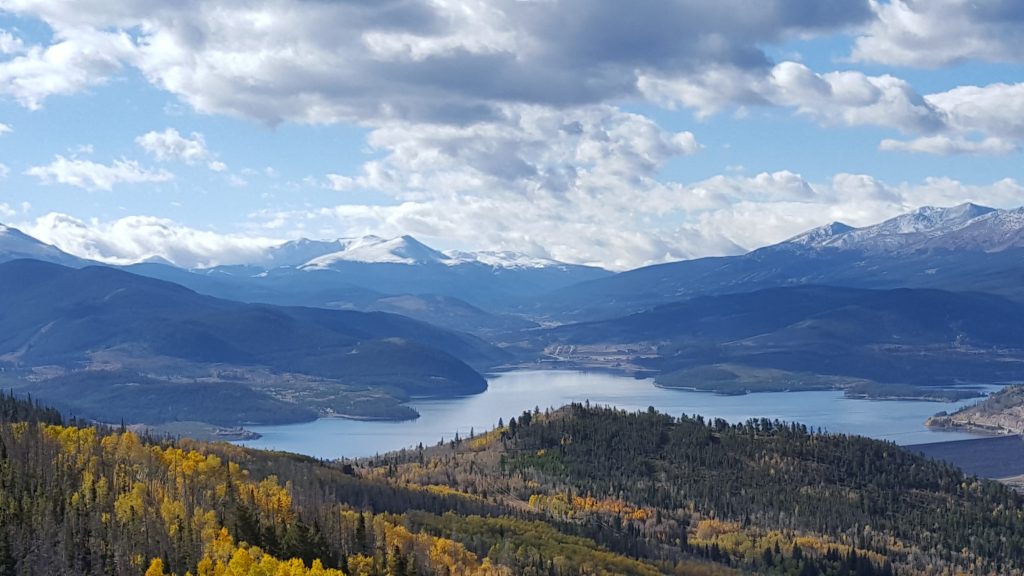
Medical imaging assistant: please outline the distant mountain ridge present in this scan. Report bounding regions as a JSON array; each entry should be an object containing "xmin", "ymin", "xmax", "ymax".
[
  {"xmin": 7, "ymin": 203, "xmax": 1024, "ymax": 326},
  {"xmin": 0, "ymin": 223, "xmax": 88, "ymax": 267},
  {"xmin": 542, "ymin": 284, "xmax": 1024, "ymax": 390},
  {"xmin": 0, "ymin": 259, "xmax": 509, "ymax": 425},
  {"xmin": 255, "ymin": 234, "xmax": 587, "ymax": 271},
  {"xmin": 133, "ymin": 235, "xmax": 612, "ymax": 318},
  {"xmin": 0, "ymin": 222, "xmax": 608, "ymax": 331},
  {"xmin": 785, "ymin": 203, "xmax": 999, "ymax": 253},
  {"xmin": 543, "ymin": 203, "xmax": 1024, "ymax": 320}
]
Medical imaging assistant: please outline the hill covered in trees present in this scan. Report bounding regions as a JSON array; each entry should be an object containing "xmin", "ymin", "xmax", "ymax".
[
  {"xmin": 4, "ymin": 392, "xmax": 1024, "ymax": 575},
  {"xmin": 0, "ymin": 259, "xmax": 510, "ymax": 425},
  {"xmin": 539, "ymin": 285, "xmax": 1024, "ymax": 397}
]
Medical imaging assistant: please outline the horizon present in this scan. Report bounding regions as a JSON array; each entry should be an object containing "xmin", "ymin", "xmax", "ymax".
[{"xmin": 1, "ymin": 2, "xmax": 1023, "ymax": 270}]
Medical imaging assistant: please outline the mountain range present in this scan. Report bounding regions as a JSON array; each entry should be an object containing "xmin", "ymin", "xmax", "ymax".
[
  {"xmin": 0, "ymin": 227, "xmax": 609, "ymax": 334},
  {"xmin": 8, "ymin": 202, "xmax": 1024, "ymax": 325},
  {"xmin": 543, "ymin": 203, "xmax": 1024, "ymax": 320},
  {"xmin": 4, "ymin": 202, "xmax": 1024, "ymax": 421}
]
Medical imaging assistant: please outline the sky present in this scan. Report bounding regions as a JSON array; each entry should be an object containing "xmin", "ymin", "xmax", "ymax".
[{"xmin": 0, "ymin": 0, "xmax": 1023, "ymax": 270}]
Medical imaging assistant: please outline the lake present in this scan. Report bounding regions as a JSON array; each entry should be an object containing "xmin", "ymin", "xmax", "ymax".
[{"xmin": 237, "ymin": 370, "xmax": 997, "ymax": 459}]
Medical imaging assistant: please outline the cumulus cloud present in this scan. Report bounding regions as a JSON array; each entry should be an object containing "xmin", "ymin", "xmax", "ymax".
[
  {"xmin": 2, "ymin": 0, "xmax": 1022, "ymax": 269},
  {"xmin": 22, "ymin": 212, "xmax": 280, "ymax": 268},
  {"xmin": 0, "ymin": 0, "xmax": 871, "ymax": 123},
  {"xmin": 136, "ymin": 128, "xmax": 209, "ymax": 163},
  {"xmin": 246, "ymin": 168, "xmax": 1024, "ymax": 270},
  {"xmin": 0, "ymin": 163, "xmax": 9, "ymax": 178},
  {"xmin": 255, "ymin": 104, "xmax": 706, "ymax": 268},
  {"xmin": 0, "ymin": 122, "xmax": 11, "ymax": 134},
  {"xmin": 25, "ymin": 155, "xmax": 173, "ymax": 190},
  {"xmin": 0, "ymin": 27, "xmax": 133, "ymax": 109},
  {"xmin": 640, "ymin": 61, "xmax": 945, "ymax": 133},
  {"xmin": 853, "ymin": 0, "xmax": 1024, "ymax": 67},
  {"xmin": 641, "ymin": 61, "xmax": 1024, "ymax": 154},
  {"xmin": 926, "ymin": 83, "xmax": 1024, "ymax": 141},
  {"xmin": 1, "ymin": 1, "xmax": 1017, "ymax": 154}
]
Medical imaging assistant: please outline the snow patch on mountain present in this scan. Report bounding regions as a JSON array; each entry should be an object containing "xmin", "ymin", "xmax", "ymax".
[
  {"xmin": 300, "ymin": 235, "xmax": 450, "ymax": 268},
  {"xmin": 920, "ymin": 207, "xmax": 1024, "ymax": 252},
  {"xmin": 445, "ymin": 250, "xmax": 564, "ymax": 269},
  {"xmin": 264, "ymin": 238, "xmax": 345, "ymax": 268},
  {"xmin": 784, "ymin": 222, "xmax": 855, "ymax": 247},
  {"xmin": 780, "ymin": 203, "xmax": 1010, "ymax": 254}
]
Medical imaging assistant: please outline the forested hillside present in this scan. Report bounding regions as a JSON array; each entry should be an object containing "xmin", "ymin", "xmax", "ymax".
[
  {"xmin": 368, "ymin": 404, "xmax": 1024, "ymax": 575},
  {"xmin": 0, "ymin": 393, "xmax": 719, "ymax": 576},
  {"xmin": 4, "ymin": 392, "xmax": 1024, "ymax": 575},
  {"xmin": 541, "ymin": 285, "xmax": 1024, "ymax": 393}
]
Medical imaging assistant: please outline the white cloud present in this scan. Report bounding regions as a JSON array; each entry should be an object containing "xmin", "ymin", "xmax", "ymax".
[
  {"xmin": 853, "ymin": 0, "xmax": 1024, "ymax": 67},
  {"xmin": 0, "ymin": 122, "xmax": 11, "ymax": 134},
  {"xmin": 0, "ymin": 163, "xmax": 9, "ymax": 178},
  {"xmin": 248, "ymin": 171, "xmax": 1024, "ymax": 270},
  {"xmin": 0, "ymin": 27, "xmax": 133, "ymax": 109},
  {"xmin": 0, "ymin": 201, "xmax": 30, "ymax": 218},
  {"xmin": 135, "ymin": 128, "xmax": 210, "ymax": 164},
  {"xmin": 879, "ymin": 135, "xmax": 1018, "ymax": 155},
  {"xmin": 25, "ymin": 155, "xmax": 173, "ymax": 191},
  {"xmin": 641, "ymin": 62, "xmax": 1024, "ymax": 154},
  {"xmin": 926, "ymin": 83, "xmax": 1024, "ymax": 141},
  {"xmin": 22, "ymin": 212, "xmax": 280, "ymax": 268},
  {"xmin": 233, "ymin": 104, "xmax": 718, "ymax": 269},
  {"xmin": 0, "ymin": 1, "xmax": 1017, "ymax": 162},
  {"xmin": 0, "ymin": 30, "xmax": 25, "ymax": 55},
  {"xmin": 639, "ymin": 61, "xmax": 944, "ymax": 133},
  {"xmin": 326, "ymin": 174, "xmax": 355, "ymax": 191},
  {"xmin": 2, "ymin": 0, "xmax": 1022, "ymax": 270},
  {"xmin": 0, "ymin": 0, "xmax": 871, "ymax": 122}
]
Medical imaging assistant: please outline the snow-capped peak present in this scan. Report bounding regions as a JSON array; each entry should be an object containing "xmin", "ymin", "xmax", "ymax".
[
  {"xmin": 264, "ymin": 238, "xmax": 346, "ymax": 268},
  {"xmin": 300, "ymin": 235, "xmax": 450, "ymax": 269},
  {"xmin": 918, "ymin": 206, "xmax": 1024, "ymax": 252},
  {"xmin": 777, "ymin": 203, "xmax": 1020, "ymax": 255},
  {"xmin": 866, "ymin": 203, "xmax": 995, "ymax": 236},
  {"xmin": 784, "ymin": 222, "xmax": 855, "ymax": 247}
]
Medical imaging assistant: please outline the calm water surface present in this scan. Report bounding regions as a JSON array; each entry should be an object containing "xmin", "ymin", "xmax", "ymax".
[{"xmin": 237, "ymin": 370, "xmax": 997, "ymax": 459}]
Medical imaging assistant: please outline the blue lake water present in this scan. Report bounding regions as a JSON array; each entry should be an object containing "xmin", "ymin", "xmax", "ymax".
[{"xmin": 237, "ymin": 370, "xmax": 997, "ymax": 459}]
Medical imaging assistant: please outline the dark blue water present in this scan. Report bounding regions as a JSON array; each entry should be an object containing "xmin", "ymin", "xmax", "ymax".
[{"xmin": 237, "ymin": 370, "xmax": 996, "ymax": 459}]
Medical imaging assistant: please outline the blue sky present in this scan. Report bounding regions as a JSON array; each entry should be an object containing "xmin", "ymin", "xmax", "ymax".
[{"xmin": 1, "ymin": 0, "xmax": 1023, "ymax": 269}]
